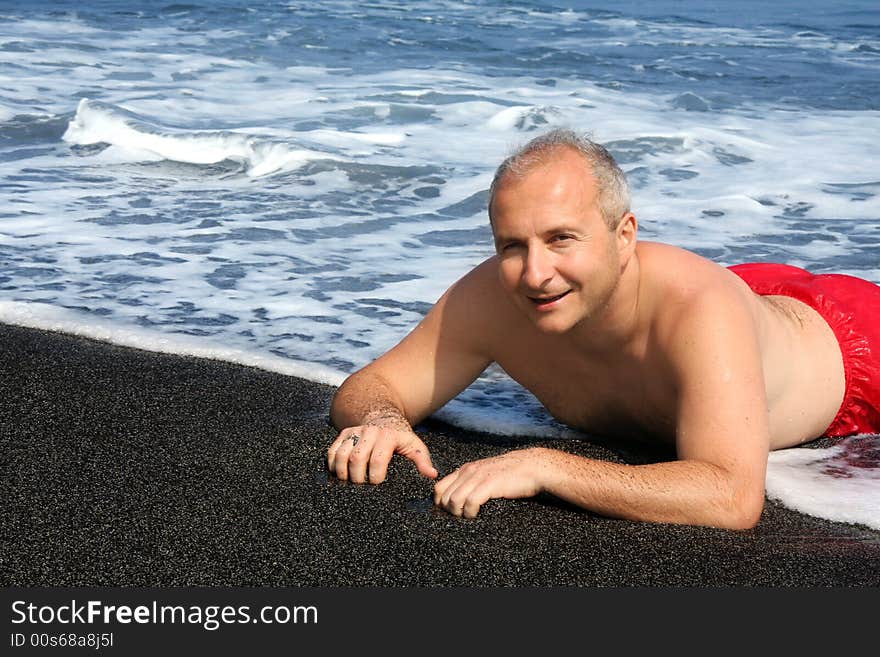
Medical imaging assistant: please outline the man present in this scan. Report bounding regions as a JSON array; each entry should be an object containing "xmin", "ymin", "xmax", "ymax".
[{"xmin": 326, "ymin": 128, "xmax": 880, "ymax": 529}]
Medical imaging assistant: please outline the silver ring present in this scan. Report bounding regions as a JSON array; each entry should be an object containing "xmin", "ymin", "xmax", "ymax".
[{"xmin": 347, "ymin": 434, "xmax": 360, "ymax": 446}]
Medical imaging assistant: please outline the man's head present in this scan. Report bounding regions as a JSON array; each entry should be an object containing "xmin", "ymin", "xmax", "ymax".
[
  {"xmin": 488, "ymin": 128, "xmax": 630, "ymax": 230},
  {"xmin": 488, "ymin": 129, "xmax": 638, "ymax": 335}
]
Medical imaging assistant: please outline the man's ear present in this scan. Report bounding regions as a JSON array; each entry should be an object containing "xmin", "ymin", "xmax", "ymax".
[{"xmin": 616, "ymin": 212, "xmax": 638, "ymax": 257}]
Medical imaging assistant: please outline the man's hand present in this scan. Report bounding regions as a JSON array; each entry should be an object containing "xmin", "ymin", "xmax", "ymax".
[
  {"xmin": 327, "ymin": 420, "xmax": 438, "ymax": 484},
  {"xmin": 433, "ymin": 448, "xmax": 549, "ymax": 518}
]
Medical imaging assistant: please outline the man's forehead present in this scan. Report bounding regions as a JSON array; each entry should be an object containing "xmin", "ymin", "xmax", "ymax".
[
  {"xmin": 495, "ymin": 154, "xmax": 598, "ymax": 198},
  {"xmin": 493, "ymin": 157, "xmax": 599, "ymax": 210}
]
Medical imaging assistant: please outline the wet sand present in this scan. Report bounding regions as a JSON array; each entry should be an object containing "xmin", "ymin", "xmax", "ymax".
[{"xmin": 3, "ymin": 322, "xmax": 880, "ymax": 588}]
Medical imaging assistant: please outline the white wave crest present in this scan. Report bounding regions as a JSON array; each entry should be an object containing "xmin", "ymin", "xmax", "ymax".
[
  {"xmin": 62, "ymin": 98, "xmax": 333, "ymax": 177},
  {"xmin": 486, "ymin": 105, "xmax": 564, "ymax": 131}
]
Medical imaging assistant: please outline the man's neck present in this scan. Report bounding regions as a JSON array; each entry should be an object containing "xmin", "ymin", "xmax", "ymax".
[{"xmin": 567, "ymin": 252, "xmax": 644, "ymax": 357}]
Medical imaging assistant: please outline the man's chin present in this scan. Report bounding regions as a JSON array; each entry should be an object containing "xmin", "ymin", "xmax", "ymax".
[
  {"xmin": 529, "ymin": 313, "xmax": 577, "ymax": 335},
  {"xmin": 512, "ymin": 298, "xmax": 581, "ymax": 334}
]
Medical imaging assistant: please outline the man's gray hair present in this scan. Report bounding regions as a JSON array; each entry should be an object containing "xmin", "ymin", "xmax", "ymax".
[{"xmin": 488, "ymin": 128, "xmax": 630, "ymax": 229}]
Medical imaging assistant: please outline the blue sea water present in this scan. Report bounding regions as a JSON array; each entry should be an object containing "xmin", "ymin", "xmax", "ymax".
[{"xmin": 1, "ymin": 0, "xmax": 878, "ymax": 529}]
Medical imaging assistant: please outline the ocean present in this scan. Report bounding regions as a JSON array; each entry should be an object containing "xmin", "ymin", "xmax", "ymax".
[{"xmin": 1, "ymin": 0, "xmax": 878, "ymax": 529}]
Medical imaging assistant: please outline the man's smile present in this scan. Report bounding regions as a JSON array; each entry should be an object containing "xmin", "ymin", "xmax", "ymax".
[{"xmin": 527, "ymin": 290, "xmax": 572, "ymax": 308}]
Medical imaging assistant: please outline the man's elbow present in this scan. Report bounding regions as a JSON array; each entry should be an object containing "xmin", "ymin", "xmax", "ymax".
[{"xmin": 718, "ymin": 486, "xmax": 765, "ymax": 531}]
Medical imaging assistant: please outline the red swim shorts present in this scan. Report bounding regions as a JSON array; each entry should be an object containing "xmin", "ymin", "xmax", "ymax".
[{"xmin": 729, "ymin": 262, "xmax": 880, "ymax": 437}]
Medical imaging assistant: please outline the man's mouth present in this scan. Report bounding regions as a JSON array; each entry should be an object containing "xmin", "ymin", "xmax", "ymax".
[{"xmin": 528, "ymin": 290, "xmax": 571, "ymax": 307}]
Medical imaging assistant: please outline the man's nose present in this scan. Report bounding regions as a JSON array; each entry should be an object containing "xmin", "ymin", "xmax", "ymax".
[{"xmin": 522, "ymin": 246, "xmax": 553, "ymax": 289}]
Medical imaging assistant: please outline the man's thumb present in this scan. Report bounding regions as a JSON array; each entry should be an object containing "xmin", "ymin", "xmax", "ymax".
[{"xmin": 410, "ymin": 447, "xmax": 438, "ymax": 479}]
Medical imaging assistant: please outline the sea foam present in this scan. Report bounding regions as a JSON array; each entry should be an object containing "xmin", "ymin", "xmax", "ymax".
[
  {"xmin": 62, "ymin": 98, "xmax": 334, "ymax": 177},
  {"xmin": 766, "ymin": 435, "xmax": 880, "ymax": 530},
  {"xmin": 0, "ymin": 300, "xmax": 346, "ymax": 388}
]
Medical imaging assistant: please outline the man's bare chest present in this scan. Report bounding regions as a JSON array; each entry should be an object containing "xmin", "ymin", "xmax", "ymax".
[{"xmin": 494, "ymin": 346, "xmax": 677, "ymax": 441}]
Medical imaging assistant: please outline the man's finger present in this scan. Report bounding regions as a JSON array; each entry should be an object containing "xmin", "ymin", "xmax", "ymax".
[
  {"xmin": 344, "ymin": 430, "xmax": 377, "ymax": 483},
  {"xmin": 437, "ymin": 471, "xmax": 475, "ymax": 516},
  {"xmin": 367, "ymin": 433, "xmax": 397, "ymax": 484},
  {"xmin": 433, "ymin": 470, "xmax": 458, "ymax": 504},
  {"xmin": 462, "ymin": 482, "xmax": 493, "ymax": 518},
  {"xmin": 327, "ymin": 430, "xmax": 355, "ymax": 472},
  {"xmin": 412, "ymin": 449, "xmax": 439, "ymax": 479},
  {"xmin": 399, "ymin": 439, "xmax": 438, "ymax": 479},
  {"xmin": 331, "ymin": 430, "xmax": 365, "ymax": 481}
]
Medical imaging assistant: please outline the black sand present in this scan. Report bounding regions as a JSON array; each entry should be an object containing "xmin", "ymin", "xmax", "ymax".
[{"xmin": 3, "ymin": 322, "xmax": 880, "ymax": 587}]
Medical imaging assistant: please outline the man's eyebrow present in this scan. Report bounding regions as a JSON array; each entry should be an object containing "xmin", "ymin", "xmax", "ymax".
[
  {"xmin": 541, "ymin": 223, "xmax": 588, "ymax": 238},
  {"xmin": 494, "ymin": 224, "xmax": 585, "ymax": 242}
]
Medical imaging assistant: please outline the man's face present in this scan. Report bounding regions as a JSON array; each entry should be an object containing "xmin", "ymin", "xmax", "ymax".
[{"xmin": 490, "ymin": 149, "xmax": 623, "ymax": 335}]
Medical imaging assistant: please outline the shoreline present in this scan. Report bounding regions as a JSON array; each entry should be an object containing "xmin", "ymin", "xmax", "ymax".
[{"xmin": 2, "ymin": 322, "xmax": 879, "ymax": 587}]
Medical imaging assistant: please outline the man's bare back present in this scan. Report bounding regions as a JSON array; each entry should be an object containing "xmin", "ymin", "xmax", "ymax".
[{"xmin": 326, "ymin": 129, "xmax": 850, "ymax": 529}]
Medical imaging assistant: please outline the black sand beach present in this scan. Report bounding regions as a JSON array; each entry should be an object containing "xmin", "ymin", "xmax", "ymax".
[{"xmin": 3, "ymin": 321, "xmax": 880, "ymax": 589}]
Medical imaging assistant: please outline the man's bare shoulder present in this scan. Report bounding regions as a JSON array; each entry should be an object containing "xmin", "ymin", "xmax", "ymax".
[
  {"xmin": 450, "ymin": 255, "xmax": 499, "ymax": 291},
  {"xmin": 637, "ymin": 241, "xmax": 738, "ymax": 289},
  {"xmin": 636, "ymin": 241, "xmax": 758, "ymax": 342},
  {"xmin": 638, "ymin": 241, "xmax": 751, "ymax": 301},
  {"xmin": 429, "ymin": 255, "xmax": 519, "ymax": 351},
  {"xmin": 444, "ymin": 255, "xmax": 510, "ymax": 313}
]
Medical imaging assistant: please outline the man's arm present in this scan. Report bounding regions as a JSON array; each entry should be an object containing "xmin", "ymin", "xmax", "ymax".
[
  {"xmin": 327, "ymin": 261, "xmax": 496, "ymax": 484},
  {"xmin": 433, "ymin": 286, "xmax": 770, "ymax": 530}
]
